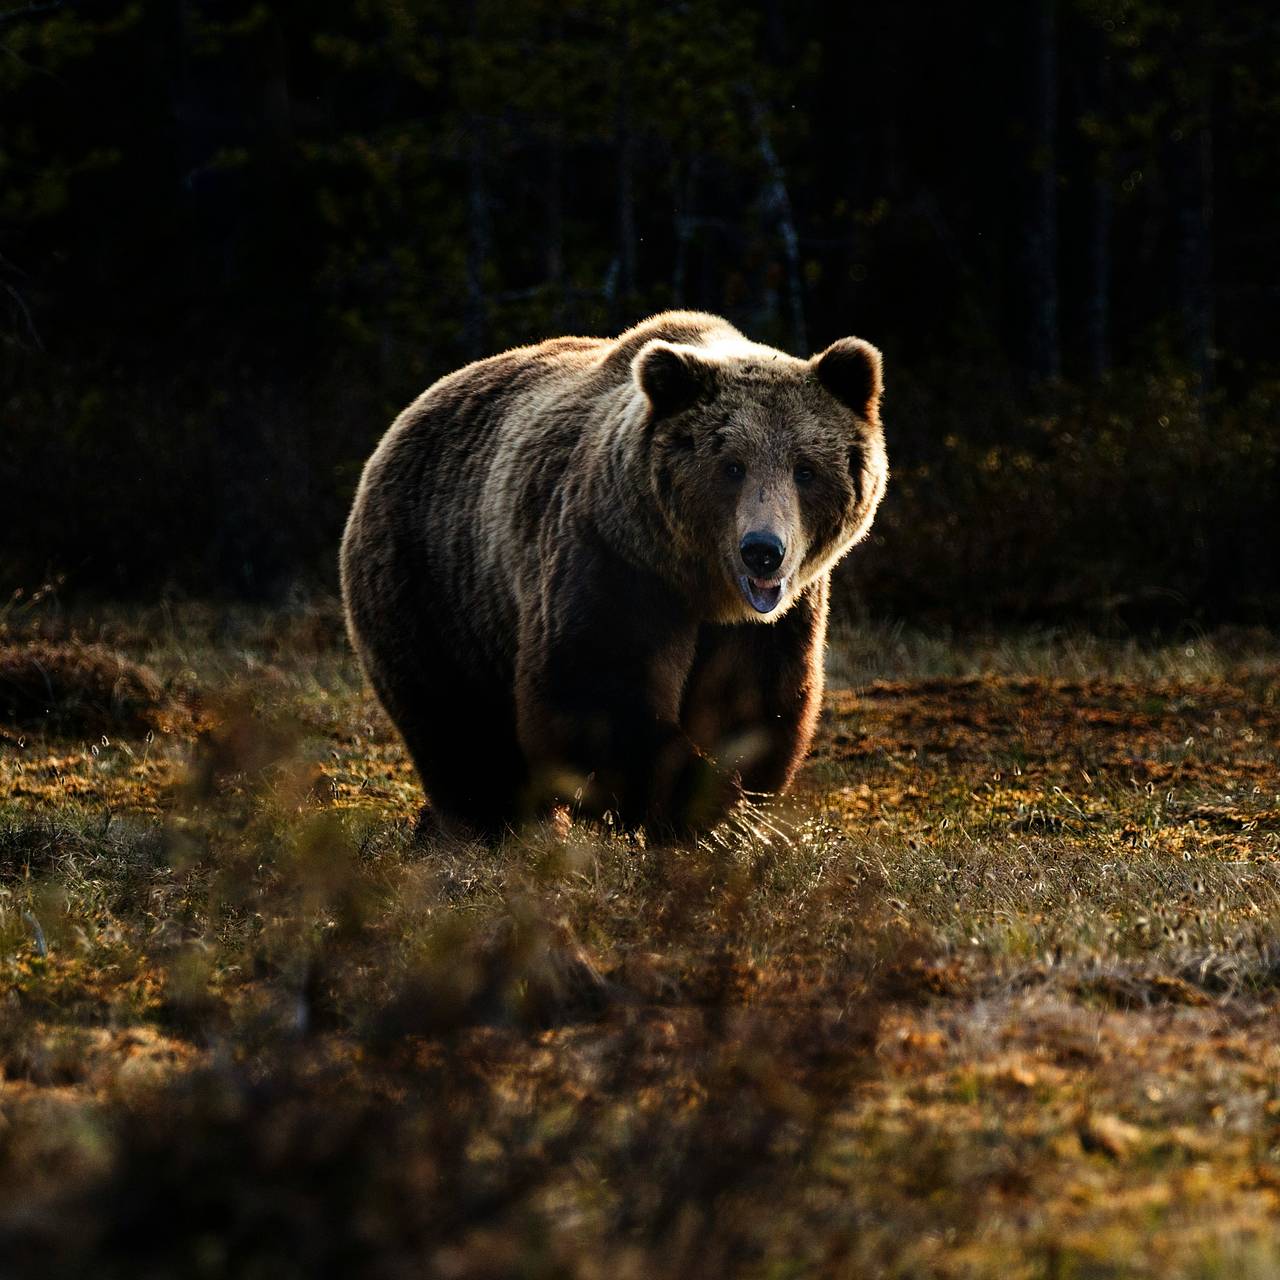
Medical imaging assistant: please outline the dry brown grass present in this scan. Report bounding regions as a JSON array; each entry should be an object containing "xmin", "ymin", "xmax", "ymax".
[
  {"xmin": 0, "ymin": 639, "xmax": 182, "ymax": 738},
  {"xmin": 1, "ymin": 604, "xmax": 1279, "ymax": 1277}
]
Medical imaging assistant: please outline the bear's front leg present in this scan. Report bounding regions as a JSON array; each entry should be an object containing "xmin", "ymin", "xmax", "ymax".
[
  {"xmin": 680, "ymin": 575, "xmax": 830, "ymax": 795},
  {"xmin": 515, "ymin": 536, "xmax": 742, "ymax": 836}
]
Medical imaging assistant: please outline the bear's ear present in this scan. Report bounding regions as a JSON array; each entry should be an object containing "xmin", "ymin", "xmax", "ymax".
[
  {"xmin": 812, "ymin": 337, "xmax": 884, "ymax": 421},
  {"xmin": 633, "ymin": 340, "xmax": 719, "ymax": 421}
]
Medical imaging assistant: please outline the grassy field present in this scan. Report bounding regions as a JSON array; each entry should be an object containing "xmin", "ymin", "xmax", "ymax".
[{"xmin": 2, "ymin": 602, "xmax": 1280, "ymax": 1278}]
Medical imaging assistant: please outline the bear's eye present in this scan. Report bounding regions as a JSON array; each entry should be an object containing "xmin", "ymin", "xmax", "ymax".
[
  {"xmin": 722, "ymin": 460, "xmax": 745, "ymax": 481},
  {"xmin": 794, "ymin": 464, "xmax": 816, "ymax": 485}
]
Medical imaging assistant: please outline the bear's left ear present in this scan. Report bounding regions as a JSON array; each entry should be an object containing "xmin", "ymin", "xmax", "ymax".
[
  {"xmin": 812, "ymin": 337, "xmax": 884, "ymax": 421},
  {"xmin": 633, "ymin": 340, "xmax": 719, "ymax": 421}
]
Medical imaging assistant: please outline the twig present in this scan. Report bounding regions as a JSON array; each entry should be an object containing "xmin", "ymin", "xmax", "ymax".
[
  {"xmin": 0, "ymin": 1, "xmax": 63, "ymax": 25},
  {"xmin": 2, "ymin": 277, "xmax": 44, "ymax": 351},
  {"xmin": 22, "ymin": 909, "xmax": 48, "ymax": 957}
]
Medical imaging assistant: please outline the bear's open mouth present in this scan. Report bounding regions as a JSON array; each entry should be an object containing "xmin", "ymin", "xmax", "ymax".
[{"xmin": 739, "ymin": 575, "xmax": 786, "ymax": 615}]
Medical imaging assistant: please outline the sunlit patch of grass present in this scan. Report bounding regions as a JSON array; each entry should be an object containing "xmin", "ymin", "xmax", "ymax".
[{"xmin": 826, "ymin": 619, "xmax": 1280, "ymax": 685}]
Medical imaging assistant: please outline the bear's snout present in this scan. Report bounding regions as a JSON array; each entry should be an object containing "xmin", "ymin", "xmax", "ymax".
[{"xmin": 739, "ymin": 531, "xmax": 785, "ymax": 579}]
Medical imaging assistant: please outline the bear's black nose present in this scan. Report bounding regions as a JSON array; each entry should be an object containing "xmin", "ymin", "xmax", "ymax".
[{"xmin": 739, "ymin": 531, "xmax": 785, "ymax": 578}]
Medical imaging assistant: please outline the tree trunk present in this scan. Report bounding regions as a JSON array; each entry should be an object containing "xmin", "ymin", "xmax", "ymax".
[
  {"xmin": 545, "ymin": 126, "xmax": 565, "ymax": 323},
  {"xmin": 1022, "ymin": 0, "xmax": 1060, "ymax": 382},
  {"xmin": 672, "ymin": 156, "xmax": 698, "ymax": 307},
  {"xmin": 1085, "ymin": 41, "xmax": 1112, "ymax": 381},
  {"xmin": 462, "ymin": 0, "xmax": 489, "ymax": 358},
  {"xmin": 1085, "ymin": 173, "xmax": 1112, "ymax": 380},
  {"xmin": 464, "ymin": 117, "xmax": 490, "ymax": 360},
  {"xmin": 614, "ymin": 6, "xmax": 637, "ymax": 325},
  {"xmin": 544, "ymin": 9, "xmax": 567, "ymax": 326},
  {"xmin": 1173, "ymin": 114, "xmax": 1214, "ymax": 394},
  {"xmin": 748, "ymin": 94, "xmax": 807, "ymax": 355}
]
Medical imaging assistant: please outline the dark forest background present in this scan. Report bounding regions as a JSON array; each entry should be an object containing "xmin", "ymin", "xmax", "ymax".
[{"xmin": 2, "ymin": 0, "xmax": 1278, "ymax": 624}]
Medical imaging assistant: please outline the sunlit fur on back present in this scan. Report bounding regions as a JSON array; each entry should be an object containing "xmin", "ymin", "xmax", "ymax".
[{"xmin": 341, "ymin": 311, "xmax": 888, "ymax": 837}]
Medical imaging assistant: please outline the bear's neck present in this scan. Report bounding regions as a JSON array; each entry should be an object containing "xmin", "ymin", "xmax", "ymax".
[{"xmin": 586, "ymin": 396, "xmax": 716, "ymax": 617}]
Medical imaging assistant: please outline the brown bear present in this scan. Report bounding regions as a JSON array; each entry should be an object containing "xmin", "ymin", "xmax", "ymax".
[{"xmin": 340, "ymin": 311, "xmax": 887, "ymax": 838}]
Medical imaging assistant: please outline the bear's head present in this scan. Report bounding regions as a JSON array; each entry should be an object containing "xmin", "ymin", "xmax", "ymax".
[{"xmin": 634, "ymin": 335, "xmax": 888, "ymax": 623}]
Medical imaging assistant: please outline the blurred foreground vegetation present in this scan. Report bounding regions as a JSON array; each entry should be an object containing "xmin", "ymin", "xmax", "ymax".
[{"xmin": 2, "ymin": 602, "xmax": 1280, "ymax": 1275}]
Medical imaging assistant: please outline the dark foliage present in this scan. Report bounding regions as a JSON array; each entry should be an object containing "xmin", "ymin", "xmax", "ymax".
[{"xmin": 1, "ymin": 0, "xmax": 1278, "ymax": 618}]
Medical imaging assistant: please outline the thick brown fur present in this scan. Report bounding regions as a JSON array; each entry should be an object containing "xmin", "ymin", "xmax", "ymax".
[{"xmin": 340, "ymin": 312, "xmax": 888, "ymax": 838}]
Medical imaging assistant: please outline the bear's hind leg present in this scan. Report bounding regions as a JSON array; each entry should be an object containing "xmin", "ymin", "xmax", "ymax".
[{"xmin": 371, "ymin": 663, "xmax": 528, "ymax": 841}]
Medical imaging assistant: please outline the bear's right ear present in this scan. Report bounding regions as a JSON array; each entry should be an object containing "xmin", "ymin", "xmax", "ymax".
[
  {"xmin": 633, "ymin": 340, "xmax": 719, "ymax": 421},
  {"xmin": 813, "ymin": 337, "xmax": 884, "ymax": 422}
]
